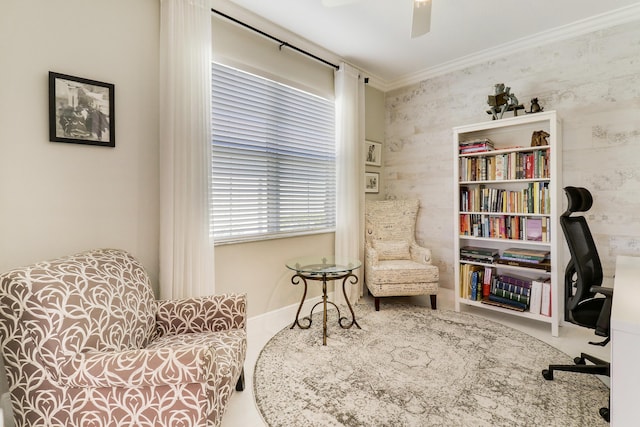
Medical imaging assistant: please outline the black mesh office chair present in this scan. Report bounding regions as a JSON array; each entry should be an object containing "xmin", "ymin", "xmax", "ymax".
[{"xmin": 541, "ymin": 187, "xmax": 612, "ymax": 422}]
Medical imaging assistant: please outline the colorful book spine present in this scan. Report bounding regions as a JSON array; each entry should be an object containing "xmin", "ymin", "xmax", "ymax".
[
  {"xmin": 492, "ymin": 288, "xmax": 531, "ymax": 305},
  {"xmin": 494, "ymin": 280, "xmax": 530, "ymax": 296},
  {"xmin": 529, "ymin": 280, "xmax": 544, "ymax": 314},
  {"xmin": 541, "ymin": 280, "xmax": 552, "ymax": 316},
  {"xmin": 498, "ymin": 274, "xmax": 533, "ymax": 288},
  {"xmin": 496, "ymin": 259, "xmax": 551, "ymax": 271},
  {"xmin": 471, "ymin": 271, "xmax": 479, "ymax": 301},
  {"xmin": 487, "ymin": 294, "xmax": 528, "ymax": 310},
  {"xmin": 483, "ymin": 267, "xmax": 494, "ymax": 298}
]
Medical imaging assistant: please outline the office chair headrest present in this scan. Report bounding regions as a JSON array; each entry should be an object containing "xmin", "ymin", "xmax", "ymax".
[{"xmin": 563, "ymin": 186, "xmax": 593, "ymax": 216}]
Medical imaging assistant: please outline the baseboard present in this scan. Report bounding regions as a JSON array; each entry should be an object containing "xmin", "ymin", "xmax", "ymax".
[{"xmin": 247, "ymin": 292, "xmax": 334, "ymax": 334}]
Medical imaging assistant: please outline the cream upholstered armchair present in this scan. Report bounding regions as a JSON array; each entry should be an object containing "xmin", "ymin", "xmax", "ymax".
[
  {"xmin": 365, "ymin": 199, "xmax": 439, "ymax": 311},
  {"xmin": 0, "ymin": 248, "xmax": 246, "ymax": 427}
]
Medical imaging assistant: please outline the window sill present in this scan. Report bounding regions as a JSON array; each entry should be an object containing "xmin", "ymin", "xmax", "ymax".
[{"xmin": 213, "ymin": 228, "xmax": 336, "ymax": 247}]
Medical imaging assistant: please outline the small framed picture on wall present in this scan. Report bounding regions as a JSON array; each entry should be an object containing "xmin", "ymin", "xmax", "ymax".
[
  {"xmin": 365, "ymin": 172, "xmax": 379, "ymax": 193},
  {"xmin": 49, "ymin": 71, "xmax": 115, "ymax": 147},
  {"xmin": 365, "ymin": 140, "xmax": 382, "ymax": 166}
]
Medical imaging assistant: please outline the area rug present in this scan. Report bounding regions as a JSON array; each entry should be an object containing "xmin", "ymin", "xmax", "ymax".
[{"xmin": 253, "ymin": 303, "xmax": 609, "ymax": 427}]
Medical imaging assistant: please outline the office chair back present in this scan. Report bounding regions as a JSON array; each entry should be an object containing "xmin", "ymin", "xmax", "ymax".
[
  {"xmin": 560, "ymin": 187, "xmax": 604, "ymax": 327},
  {"xmin": 543, "ymin": 186, "xmax": 611, "ymax": 422}
]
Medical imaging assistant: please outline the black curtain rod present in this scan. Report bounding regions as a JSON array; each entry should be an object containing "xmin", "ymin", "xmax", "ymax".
[{"xmin": 211, "ymin": 8, "xmax": 340, "ymax": 71}]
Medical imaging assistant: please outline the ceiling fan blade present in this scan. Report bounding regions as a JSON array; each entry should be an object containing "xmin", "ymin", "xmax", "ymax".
[
  {"xmin": 411, "ymin": 0, "xmax": 432, "ymax": 38},
  {"xmin": 321, "ymin": 0, "xmax": 362, "ymax": 7}
]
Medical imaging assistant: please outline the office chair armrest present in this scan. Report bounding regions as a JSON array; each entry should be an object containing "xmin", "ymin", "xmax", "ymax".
[
  {"xmin": 590, "ymin": 285, "xmax": 613, "ymax": 298},
  {"xmin": 589, "ymin": 285, "xmax": 614, "ymax": 339}
]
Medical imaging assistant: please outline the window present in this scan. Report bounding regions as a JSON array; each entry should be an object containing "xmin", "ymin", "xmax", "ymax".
[{"xmin": 211, "ymin": 62, "xmax": 336, "ymax": 242}]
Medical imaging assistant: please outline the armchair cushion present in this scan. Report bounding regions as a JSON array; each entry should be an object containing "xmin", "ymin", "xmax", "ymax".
[
  {"xmin": 373, "ymin": 240, "xmax": 411, "ymax": 260},
  {"xmin": 59, "ymin": 346, "xmax": 214, "ymax": 388}
]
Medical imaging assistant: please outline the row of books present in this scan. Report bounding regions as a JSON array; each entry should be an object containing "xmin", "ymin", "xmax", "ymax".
[
  {"xmin": 459, "ymin": 264, "xmax": 551, "ymax": 316},
  {"xmin": 460, "ymin": 182, "xmax": 550, "ymax": 214},
  {"xmin": 461, "ymin": 246, "xmax": 551, "ymax": 272},
  {"xmin": 497, "ymin": 247, "xmax": 551, "ymax": 270},
  {"xmin": 459, "ymin": 214, "xmax": 551, "ymax": 243},
  {"xmin": 460, "ymin": 246, "xmax": 499, "ymax": 263},
  {"xmin": 459, "ymin": 148, "xmax": 550, "ymax": 182},
  {"xmin": 459, "ymin": 138, "xmax": 494, "ymax": 154}
]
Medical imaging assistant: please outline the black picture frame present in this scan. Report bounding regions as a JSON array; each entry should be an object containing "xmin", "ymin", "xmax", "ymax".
[
  {"xmin": 365, "ymin": 172, "xmax": 379, "ymax": 193},
  {"xmin": 365, "ymin": 140, "xmax": 382, "ymax": 166},
  {"xmin": 49, "ymin": 72, "xmax": 115, "ymax": 147}
]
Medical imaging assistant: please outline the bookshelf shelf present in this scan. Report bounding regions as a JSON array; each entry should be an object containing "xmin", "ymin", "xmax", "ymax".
[
  {"xmin": 460, "ymin": 259, "xmax": 552, "ymax": 276},
  {"xmin": 458, "ymin": 299, "xmax": 555, "ymax": 324},
  {"xmin": 460, "ymin": 178, "xmax": 550, "ymax": 185},
  {"xmin": 460, "ymin": 144, "xmax": 550, "ymax": 158},
  {"xmin": 453, "ymin": 111, "xmax": 562, "ymax": 336},
  {"xmin": 459, "ymin": 236, "xmax": 552, "ymax": 245}
]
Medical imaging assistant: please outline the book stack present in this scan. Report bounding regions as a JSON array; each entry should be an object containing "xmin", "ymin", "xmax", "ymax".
[
  {"xmin": 475, "ymin": 271, "xmax": 551, "ymax": 315},
  {"xmin": 483, "ymin": 273, "xmax": 533, "ymax": 311},
  {"xmin": 496, "ymin": 247, "xmax": 551, "ymax": 272},
  {"xmin": 459, "ymin": 138, "xmax": 494, "ymax": 154},
  {"xmin": 460, "ymin": 246, "xmax": 499, "ymax": 264}
]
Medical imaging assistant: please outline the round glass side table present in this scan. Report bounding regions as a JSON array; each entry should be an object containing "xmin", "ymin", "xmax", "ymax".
[{"xmin": 286, "ymin": 256, "xmax": 362, "ymax": 345}]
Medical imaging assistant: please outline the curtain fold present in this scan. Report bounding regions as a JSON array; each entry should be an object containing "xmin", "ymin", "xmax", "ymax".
[
  {"xmin": 159, "ymin": 0, "xmax": 214, "ymax": 299},
  {"xmin": 334, "ymin": 63, "xmax": 365, "ymax": 306}
]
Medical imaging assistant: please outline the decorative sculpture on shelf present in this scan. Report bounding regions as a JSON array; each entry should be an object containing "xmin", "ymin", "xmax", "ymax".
[
  {"xmin": 486, "ymin": 83, "xmax": 524, "ymax": 120},
  {"xmin": 531, "ymin": 130, "xmax": 550, "ymax": 147},
  {"xmin": 527, "ymin": 97, "xmax": 544, "ymax": 114}
]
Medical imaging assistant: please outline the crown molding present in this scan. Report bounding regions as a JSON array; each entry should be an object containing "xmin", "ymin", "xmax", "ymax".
[{"xmin": 384, "ymin": 3, "xmax": 640, "ymax": 92}]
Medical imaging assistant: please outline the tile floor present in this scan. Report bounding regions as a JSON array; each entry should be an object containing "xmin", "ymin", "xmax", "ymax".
[{"xmin": 221, "ymin": 288, "xmax": 610, "ymax": 427}]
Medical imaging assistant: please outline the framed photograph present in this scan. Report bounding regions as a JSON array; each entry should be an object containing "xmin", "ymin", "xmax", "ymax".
[
  {"xmin": 49, "ymin": 72, "xmax": 115, "ymax": 147},
  {"xmin": 365, "ymin": 172, "xmax": 379, "ymax": 193},
  {"xmin": 365, "ymin": 140, "xmax": 382, "ymax": 166}
]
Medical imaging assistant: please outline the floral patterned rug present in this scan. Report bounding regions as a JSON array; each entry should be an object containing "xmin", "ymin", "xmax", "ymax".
[{"xmin": 253, "ymin": 303, "xmax": 609, "ymax": 427}]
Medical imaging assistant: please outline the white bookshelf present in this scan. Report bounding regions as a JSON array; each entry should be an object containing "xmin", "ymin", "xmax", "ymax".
[{"xmin": 453, "ymin": 111, "xmax": 562, "ymax": 336}]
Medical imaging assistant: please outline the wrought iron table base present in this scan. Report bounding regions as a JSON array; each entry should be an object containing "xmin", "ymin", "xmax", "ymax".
[{"xmin": 290, "ymin": 271, "xmax": 361, "ymax": 345}]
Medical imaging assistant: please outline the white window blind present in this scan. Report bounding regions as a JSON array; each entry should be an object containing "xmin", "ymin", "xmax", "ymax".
[{"xmin": 211, "ymin": 62, "xmax": 336, "ymax": 242}]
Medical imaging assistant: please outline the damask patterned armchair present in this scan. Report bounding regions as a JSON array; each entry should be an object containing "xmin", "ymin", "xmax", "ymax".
[
  {"xmin": 365, "ymin": 199, "xmax": 439, "ymax": 311},
  {"xmin": 0, "ymin": 248, "xmax": 246, "ymax": 427}
]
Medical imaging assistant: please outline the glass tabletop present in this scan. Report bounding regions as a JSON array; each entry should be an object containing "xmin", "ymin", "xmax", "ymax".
[{"xmin": 285, "ymin": 256, "xmax": 362, "ymax": 275}]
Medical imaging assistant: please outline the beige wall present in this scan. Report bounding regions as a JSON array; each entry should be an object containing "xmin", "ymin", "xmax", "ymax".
[
  {"xmin": 215, "ymin": 233, "xmax": 334, "ymax": 318},
  {"xmin": 0, "ymin": 1, "xmax": 160, "ymax": 424},
  {"xmin": 0, "ymin": 0, "xmax": 160, "ymax": 283},
  {"xmin": 212, "ymin": 13, "xmax": 335, "ymax": 99},
  {"xmin": 384, "ymin": 20, "xmax": 640, "ymax": 290},
  {"xmin": 365, "ymin": 85, "xmax": 386, "ymax": 202}
]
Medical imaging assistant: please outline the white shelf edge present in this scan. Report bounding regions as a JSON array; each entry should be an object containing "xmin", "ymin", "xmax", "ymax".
[
  {"xmin": 458, "ymin": 298, "xmax": 553, "ymax": 323},
  {"xmin": 460, "ymin": 178, "xmax": 550, "ymax": 184},
  {"xmin": 459, "ymin": 144, "xmax": 550, "ymax": 158},
  {"xmin": 453, "ymin": 110, "xmax": 558, "ymax": 134},
  {"xmin": 459, "ymin": 235, "xmax": 551, "ymax": 246},
  {"xmin": 460, "ymin": 211, "xmax": 550, "ymax": 217},
  {"xmin": 459, "ymin": 260, "xmax": 551, "ymax": 275}
]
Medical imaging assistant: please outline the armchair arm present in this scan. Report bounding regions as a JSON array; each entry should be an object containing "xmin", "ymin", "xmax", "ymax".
[
  {"xmin": 410, "ymin": 243, "xmax": 432, "ymax": 264},
  {"xmin": 365, "ymin": 244, "xmax": 380, "ymax": 266},
  {"xmin": 59, "ymin": 345, "xmax": 216, "ymax": 388},
  {"xmin": 156, "ymin": 293, "xmax": 246, "ymax": 336}
]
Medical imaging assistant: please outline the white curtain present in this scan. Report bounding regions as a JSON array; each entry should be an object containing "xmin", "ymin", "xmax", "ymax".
[
  {"xmin": 159, "ymin": 0, "xmax": 214, "ymax": 299},
  {"xmin": 334, "ymin": 63, "xmax": 365, "ymax": 306}
]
